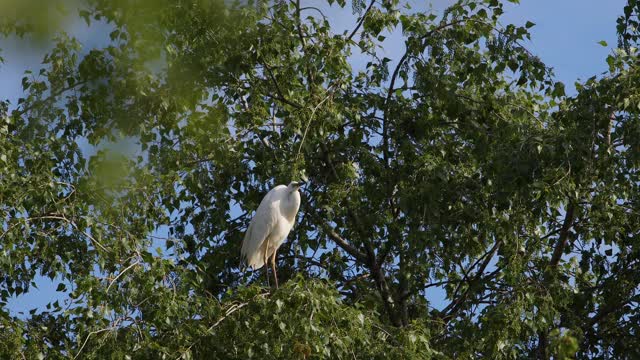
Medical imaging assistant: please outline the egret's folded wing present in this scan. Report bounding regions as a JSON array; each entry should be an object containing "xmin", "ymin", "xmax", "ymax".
[{"xmin": 241, "ymin": 186, "xmax": 284, "ymax": 269}]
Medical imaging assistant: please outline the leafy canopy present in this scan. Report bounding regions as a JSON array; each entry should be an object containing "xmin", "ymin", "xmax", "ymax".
[{"xmin": 2, "ymin": 0, "xmax": 640, "ymax": 358}]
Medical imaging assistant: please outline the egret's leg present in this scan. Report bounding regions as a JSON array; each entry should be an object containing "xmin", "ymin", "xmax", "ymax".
[
  {"xmin": 263, "ymin": 242, "xmax": 270, "ymax": 287},
  {"xmin": 270, "ymin": 250, "xmax": 278, "ymax": 289}
]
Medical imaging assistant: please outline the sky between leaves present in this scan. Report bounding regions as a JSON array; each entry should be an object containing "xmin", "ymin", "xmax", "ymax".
[{"xmin": 0, "ymin": 0, "xmax": 627, "ymax": 316}]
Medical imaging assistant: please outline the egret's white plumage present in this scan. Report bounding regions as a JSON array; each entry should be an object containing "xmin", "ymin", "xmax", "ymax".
[{"xmin": 241, "ymin": 181, "xmax": 304, "ymax": 287}]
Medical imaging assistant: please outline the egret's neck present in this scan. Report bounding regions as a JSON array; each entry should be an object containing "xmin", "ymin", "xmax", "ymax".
[{"xmin": 281, "ymin": 190, "xmax": 301, "ymax": 222}]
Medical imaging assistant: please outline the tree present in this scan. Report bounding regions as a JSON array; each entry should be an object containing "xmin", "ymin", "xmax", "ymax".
[{"xmin": 1, "ymin": 0, "xmax": 640, "ymax": 358}]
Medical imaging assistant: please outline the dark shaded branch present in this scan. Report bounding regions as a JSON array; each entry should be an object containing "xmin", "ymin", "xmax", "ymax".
[
  {"xmin": 440, "ymin": 240, "xmax": 502, "ymax": 322},
  {"xmin": 606, "ymin": 111, "xmax": 614, "ymax": 149},
  {"xmin": 317, "ymin": 220, "xmax": 368, "ymax": 264},
  {"xmin": 377, "ymin": 238, "xmax": 394, "ymax": 265},
  {"xmin": 263, "ymin": 92, "xmax": 302, "ymax": 109},
  {"xmin": 292, "ymin": 0, "xmax": 315, "ymax": 92},
  {"xmin": 14, "ymin": 80, "xmax": 88, "ymax": 117},
  {"xmin": 379, "ymin": 19, "xmax": 468, "ymax": 243},
  {"xmin": 549, "ymin": 202, "xmax": 576, "ymax": 268},
  {"xmin": 280, "ymin": 254, "xmax": 326, "ymax": 271},
  {"xmin": 299, "ymin": 6, "xmax": 327, "ymax": 20},
  {"xmin": 583, "ymin": 261, "xmax": 640, "ymax": 333},
  {"xmin": 538, "ymin": 202, "xmax": 576, "ymax": 358},
  {"xmin": 262, "ymin": 62, "xmax": 302, "ymax": 109},
  {"xmin": 399, "ymin": 279, "xmax": 461, "ymax": 302},
  {"xmin": 346, "ymin": 0, "xmax": 376, "ymax": 42},
  {"xmin": 536, "ymin": 331, "xmax": 548, "ymax": 360},
  {"xmin": 319, "ymin": 141, "xmax": 376, "ymax": 263},
  {"xmin": 382, "ymin": 18, "xmax": 468, "ymax": 129},
  {"xmin": 398, "ymin": 247, "xmax": 409, "ymax": 326},
  {"xmin": 372, "ymin": 264, "xmax": 402, "ymax": 327},
  {"xmin": 294, "ymin": 0, "xmax": 306, "ymax": 47}
]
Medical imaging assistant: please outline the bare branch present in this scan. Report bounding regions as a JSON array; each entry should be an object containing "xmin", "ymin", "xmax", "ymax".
[
  {"xmin": 106, "ymin": 260, "xmax": 141, "ymax": 293},
  {"xmin": 74, "ymin": 327, "xmax": 114, "ymax": 359},
  {"xmin": 299, "ymin": 6, "xmax": 328, "ymax": 20}
]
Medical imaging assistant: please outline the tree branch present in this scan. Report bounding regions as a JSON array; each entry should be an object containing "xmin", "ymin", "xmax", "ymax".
[
  {"xmin": 74, "ymin": 327, "xmax": 114, "ymax": 359},
  {"xmin": 606, "ymin": 111, "xmax": 614, "ymax": 150},
  {"xmin": 106, "ymin": 260, "xmax": 141, "ymax": 293},
  {"xmin": 440, "ymin": 240, "xmax": 502, "ymax": 322},
  {"xmin": 372, "ymin": 264, "xmax": 402, "ymax": 327},
  {"xmin": 15, "ymin": 80, "xmax": 88, "ymax": 117},
  {"xmin": 262, "ymin": 62, "xmax": 302, "ymax": 109},
  {"xmin": 346, "ymin": 0, "xmax": 376, "ymax": 42},
  {"xmin": 294, "ymin": 0, "xmax": 306, "ymax": 47},
  {"xmin": 549, "ymin": 202, "xmax": 576, "ymax": 268},
  {"xmin": 320, "ymin": 222, "xmax": 369, "ymax": 264},
  {"xmin": 263, "ymin": 92, "xmax": 302, "ymax": 109},
  {"xmin": 299, "ymin": 6, "xmax": 327, "ymax": 20},
  {"xmin": 382, "ymin": 18, "xmax": 468, "ymax": 131}
]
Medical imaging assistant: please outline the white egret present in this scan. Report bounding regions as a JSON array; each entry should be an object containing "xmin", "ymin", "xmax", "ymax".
[{"xmin": 241, "ymin": 181, "xmax": 305, "ymax": 288}]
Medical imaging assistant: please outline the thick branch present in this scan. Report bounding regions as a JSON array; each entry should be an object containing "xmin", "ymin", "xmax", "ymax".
[
  {"xmin": 606, "ymin": 111, "xmax": 614, "ymax": 149},
  {"xmin": 319, "ymin": 221, "xmax": 368, "ymax": 264},
  {"xmin": 372, "ymin": 264, "xmax": 402, "ymax": 327},
  {"xmin": 537, "ymin": 202, "xmax": 576, "ymax": 358},
  {"xmin": 377, "ymin": 233, "xmax": 394, "ymax": 265},
  {"xmin": 549, "ymin": 202, "xmax": 576, "ymax": 268},
  {"xmin": 398, "ymin": 246, "xmax": 409, "ymax": 326}
]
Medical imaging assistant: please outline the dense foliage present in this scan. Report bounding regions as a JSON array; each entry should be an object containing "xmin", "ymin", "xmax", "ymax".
[{"xmin": 2, "ymin": 0, "xmax": 640, "ymax": 358}]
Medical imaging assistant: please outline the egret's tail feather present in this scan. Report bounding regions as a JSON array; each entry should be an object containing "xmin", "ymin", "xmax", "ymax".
[{"xmin": 239, "ymin": 251, "xmax": 265, "ymax": 272}]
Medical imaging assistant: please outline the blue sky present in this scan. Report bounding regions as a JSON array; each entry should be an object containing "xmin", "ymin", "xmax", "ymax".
[{"xmin": 0, "ymin": 0, "xmax": 628, "ymax": 316}]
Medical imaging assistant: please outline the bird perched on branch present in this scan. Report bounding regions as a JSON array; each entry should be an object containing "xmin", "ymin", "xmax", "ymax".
[{"xmin": 241, "ymin": 181, "xmax": 305, "ymax": 288}]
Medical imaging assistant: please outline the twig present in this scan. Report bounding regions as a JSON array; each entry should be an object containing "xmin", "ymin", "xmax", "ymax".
[
  {"xmin": 372, "ymin": 323, "xmax": 400, "ymax": 345},
  {"xmin": 106, "ymin": 260, "xmax": 140, "ymax": 293},
  {"xmin": 178, "ymin": 292, "xmax": 269, "ymax": 359},
  {"xmin": 343, "ymin": 273, "xmax": 370, "ymax": 285},
  {"xmin": 73, "ymin": 327, "xmax": 113, "ymax": 359},
  {"xmin": 1, "ymin": 215, "xmax": 110, "ymax": 253},
  {"xmin": 299, "ymin": 6, "xmax": 328, "ymax": 20},
  {"xmin": 41, "ymin": 214, "xmax": 110, "ymax": 253},
  {"xmin": 295, "ymin": 86, "xmax": 335, "ymax": 159}
]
